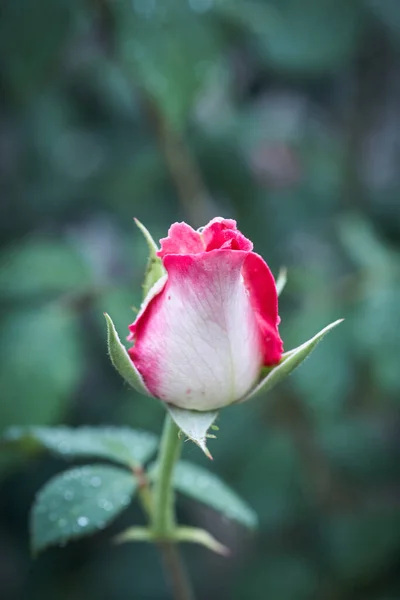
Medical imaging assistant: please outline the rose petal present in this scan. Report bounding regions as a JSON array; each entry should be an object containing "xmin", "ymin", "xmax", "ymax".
[
  {"xmin": 202, "ymin": 218, "xmax": 253, "ymax": 252},
  {"xmin": 129, "ymin": 250, "xmax": 264, "ymax": 410},
  {"xmin": 128, "ymin": 274, "xmax": 168, "ymax": 341},
  {"xmin": 158, "ymin": 222, "xmax": 204, "ymax": 258},
  {"xmin": 242, "ymin": 252, "xmax": 283, "ymax": 365}
]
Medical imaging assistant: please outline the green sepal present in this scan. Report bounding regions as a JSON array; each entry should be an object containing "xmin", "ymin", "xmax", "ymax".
[
  {"xmin": 134, "ymin": 219, "xmax": 166, "ymax": 299},
  {"xmin": 276, "ymin": 267, "xmax": 287, "ymax": 296},
  {"xmin": 243, "ymin": 319, "xmax": 344, "ymax": 401},
  {"xmin": 166, "ymin": 405, "xmax": 218, "ymax": 459},
  {"xmin": 105, "ymin": 313, "xmax": 151, "ymax": 397}
]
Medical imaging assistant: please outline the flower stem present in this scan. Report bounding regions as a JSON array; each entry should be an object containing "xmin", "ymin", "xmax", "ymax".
[
  {"xmin": 158, "ymin": 541, "xmax": 195, "ymax": 600},
  {"xmin": 152, "ymin": 413, "xmax": 182, "ymax": 535},
  {"xmin": 152, "ymin": 414, "xmax": 195, "ymax": 600}
]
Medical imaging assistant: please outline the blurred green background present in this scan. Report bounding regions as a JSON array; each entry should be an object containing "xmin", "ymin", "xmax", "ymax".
[{"xmin": 1, "ymin": 0, "xmax": 400, "ymax": 598}]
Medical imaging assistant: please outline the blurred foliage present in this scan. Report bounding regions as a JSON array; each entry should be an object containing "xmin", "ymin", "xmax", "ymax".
[{"xmin": 1, "ymin": 0, "xmax": 400, "ymax": 599}]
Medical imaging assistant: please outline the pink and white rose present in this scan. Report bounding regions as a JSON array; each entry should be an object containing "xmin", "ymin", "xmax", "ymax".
[{"xmin": 127, "ymin": 217, "xmax": 283, "ymax": 411}]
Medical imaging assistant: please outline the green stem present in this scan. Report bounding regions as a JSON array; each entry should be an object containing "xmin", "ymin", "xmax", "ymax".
[
  {"xmin": 152, "ymin": 414, "xmax": 195, "ymax": 600},
  {"xmin": 152, "ymin": 413, "xmax": 182, "ymax": 536},
  {"xmin": 158, "ymin": 541, "xmax": 195, "ymax": 600}
]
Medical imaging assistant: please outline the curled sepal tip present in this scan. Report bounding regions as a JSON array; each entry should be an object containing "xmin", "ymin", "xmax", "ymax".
[
  {"xmin": 104, "ymin": 313, "xmax": 151, "ymax": 397},
  {"xmin": 166, "ymin": 405, "xmax": 218, "ymax": 459},
  {"xmin": 134, "ymin": 218, "xmax": 166, "ymax": 299},
  {"xmin": 243, "ymin": 319, "xmax": 344, "ymax": 402},
  {"xmin": 276, "ymin": 267, "xmax": 287, "ymax": 296}
]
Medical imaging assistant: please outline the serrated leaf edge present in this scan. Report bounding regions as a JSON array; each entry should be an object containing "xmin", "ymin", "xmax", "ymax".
[
  {"xmin": 3, "ymin": 425, "xmax": 158, "ymax": 468},
  {"xmin": 30, "ymin": 464, "xmax": 137, "ymax": 555}
]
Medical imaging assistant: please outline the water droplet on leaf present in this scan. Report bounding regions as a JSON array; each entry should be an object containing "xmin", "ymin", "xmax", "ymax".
[{"xmin": 77, "ymin": 516, "xmax": 89, "ymax": 527}]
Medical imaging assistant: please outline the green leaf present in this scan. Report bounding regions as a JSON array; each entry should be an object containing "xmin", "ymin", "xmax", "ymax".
[
  {"xmin": 217, "ymin": 0, "xmax": 361, "ymax": 73},
  {"xmin": 134, "ymin": 219, "xmax": 166, "ymax": 299},
  {"xmin": 0, "ymin": 306, "xmax": 84, "ymax": 431},
  {"xmin": 114, "ymin": 1, "xmax": 222, "ymax": 128},
  {"xmin": 0, "ymin": 238, "xmax": 91, "ymax": 298},
  {"xmin": 243, "ymin": 319, "xmax": 344, "ymax": 402},
  {"xmin": 166, "ymin": 406, "xmax": 218, "ymax": 459},
  {"xmin": 172, "ymin": 460, "xmax": 258, "ymax": 529},
  {"xmin": 31, "ymin": 465, "xmax": 136, "ymax": 554},
  {"xmin": 105, "ymin": 313, "xmax": 151, "ymax": 397},
  {"xmin": 3, "ymin": 426, "xmax": 158, "ymax": 468}
]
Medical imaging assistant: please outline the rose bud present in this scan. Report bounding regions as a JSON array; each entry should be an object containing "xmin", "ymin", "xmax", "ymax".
[
  {"xmin": 105, "ymin": 217, "xmax": 342, "ymax": 453},
  {"xmin": 127, "ymin": 217, "xmax": 283, "ymax": 411}
]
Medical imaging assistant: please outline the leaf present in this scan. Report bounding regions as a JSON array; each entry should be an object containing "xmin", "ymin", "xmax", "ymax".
[
  {"xmin": 166, "ymin": 406, "xmax": 218, "ymax": 459},
  {"xmin": 217, "ymin": 0, "xmax": 361, "ymax": 73},
  {"xmin": 105, "ymin": 313, "xmax": 151, "ymax": 397},
  {"xmin": 31, "ymin": 465, "xmax": 136, "ymax": 554},
  {"xmin": 0, "ymin": 306, "xmax": 84, "ymax": 431},
  {"xmin": 3, "ymin": 426, "xmax": 158, "ymax": 468},
  {"xmin": 134, "ymin": 218, "xmax": 166, "ymax": 299},
  {"xmin": 0, "ymin": 238, "xmax": 91, "ymax": 298},
  {"xmin": 113, "ymin": 1, "xmax": 222, "ymax": 128},
  {"xmin": 172, "ymin": 460, "xmax": 258, "ymax": 529},
  {"xmin": 243, "ymin": 319, "xmax": 344, "ymax": 402}
]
